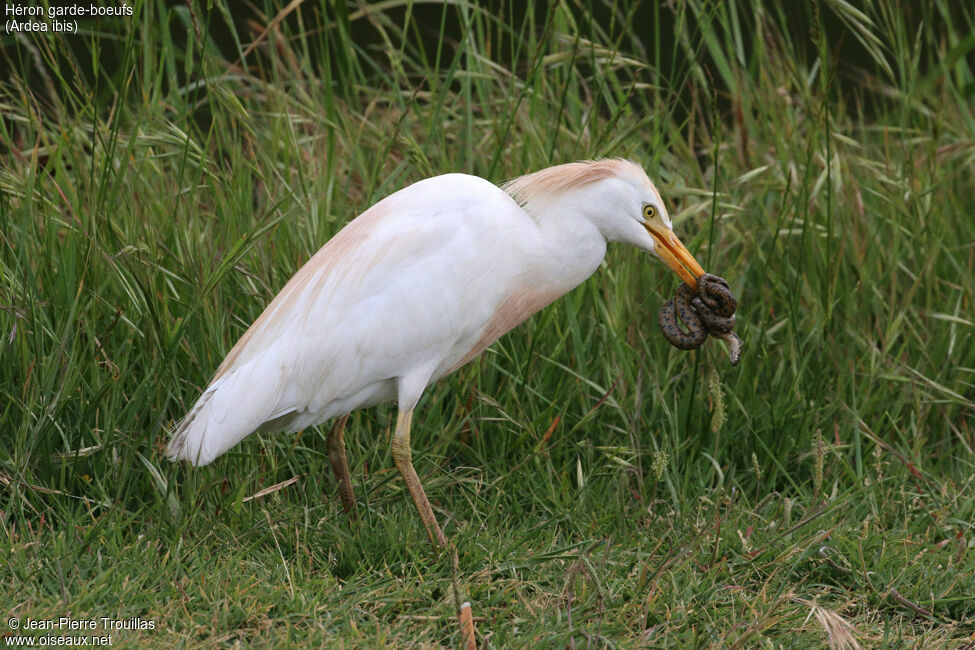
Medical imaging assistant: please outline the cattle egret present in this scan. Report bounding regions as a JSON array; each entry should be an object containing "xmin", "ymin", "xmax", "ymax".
[{"xmin": 167, "ymin": 159, "xmax": 707, "ymax": 548}]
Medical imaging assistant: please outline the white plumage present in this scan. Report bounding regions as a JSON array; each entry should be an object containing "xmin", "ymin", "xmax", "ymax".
[{"xmin": 167, "ymin": 159, "xmax": 705, "ymax": 547}]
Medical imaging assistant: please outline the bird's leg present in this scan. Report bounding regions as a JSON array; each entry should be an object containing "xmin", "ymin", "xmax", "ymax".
[
  {"xmin": 326, "ymin": 415, "xmax": 357, "ymax": 517},
  {"xmin": 391, "ymin": 409, "xmax": 448, "ymax": 549}
]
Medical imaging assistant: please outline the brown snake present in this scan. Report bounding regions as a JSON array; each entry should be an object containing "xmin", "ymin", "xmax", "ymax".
[{"xmin": 658, "ymin": 273, "xmax": 743, "ymax": 365}]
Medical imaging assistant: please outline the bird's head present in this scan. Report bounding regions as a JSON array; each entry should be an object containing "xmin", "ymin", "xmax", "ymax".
[
  {"xmin": 630, "ymin": 189, "xmax": 706, "ymax": 291},
  {"xmin": 504, "ymin": 159, "xmax": 707, "ymax": 289},
  {"xmin": 580, "ymin": 160, "xmax": 707, "ymax": 290}
]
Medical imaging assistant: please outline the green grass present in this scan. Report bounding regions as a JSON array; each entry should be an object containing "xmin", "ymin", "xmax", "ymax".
[{"xmin": 2, "ymin": 0, "xmax": 974, "ymax": 647}]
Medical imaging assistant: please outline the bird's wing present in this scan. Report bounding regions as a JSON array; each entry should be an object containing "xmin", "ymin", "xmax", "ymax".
[{"xmin": 168, "ymin": 174, "xmax": 535, "ymax": 465}]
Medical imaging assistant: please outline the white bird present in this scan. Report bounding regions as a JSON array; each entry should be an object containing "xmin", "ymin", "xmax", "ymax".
[{"xmin": 167, "ymin": 159, "xmax": 706, "ymax": 548}]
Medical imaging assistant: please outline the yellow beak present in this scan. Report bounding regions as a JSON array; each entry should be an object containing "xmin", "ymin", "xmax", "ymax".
[{"xmin": 644, "ymin": 224, "xmax": 706, "ymax": 290}]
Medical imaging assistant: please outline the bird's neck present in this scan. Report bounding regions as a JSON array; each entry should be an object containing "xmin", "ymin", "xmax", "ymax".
[{"xmin": 524, "ymin": 203, "xmax": 609, "ymax": 295}]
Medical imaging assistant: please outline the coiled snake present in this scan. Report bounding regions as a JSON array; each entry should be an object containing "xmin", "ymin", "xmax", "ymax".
[{"xmin": 659, "ymin": 273, "xmax": 743, "ymax": 365}]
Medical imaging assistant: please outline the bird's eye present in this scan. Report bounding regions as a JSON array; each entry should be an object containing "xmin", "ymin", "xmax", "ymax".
[{"xmin": 643, "ymin": 204, "xmax": 657, "ymax": 219}]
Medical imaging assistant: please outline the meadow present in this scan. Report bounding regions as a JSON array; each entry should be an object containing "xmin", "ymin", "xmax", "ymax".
[{"xmin": 2, "ymin": 1, "xmax": 974, "ymax": 646}]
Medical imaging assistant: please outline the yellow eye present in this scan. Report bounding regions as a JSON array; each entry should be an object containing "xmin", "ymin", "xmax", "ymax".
[{"xmin": 643, "ymin": 204, "xmax": 657, "ymax": 219}]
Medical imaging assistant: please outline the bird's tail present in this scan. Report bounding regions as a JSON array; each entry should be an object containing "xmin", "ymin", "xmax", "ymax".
[
  {"xmin": 166, "ymin": 388, "xmax": 218, "ymax": 466},
  {"xmin": 167, "ymin": 362, "xmax": 286, "ymax": 466}
]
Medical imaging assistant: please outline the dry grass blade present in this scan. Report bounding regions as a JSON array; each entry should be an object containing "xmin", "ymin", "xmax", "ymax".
[
  {"xmin": 459, "ymin": 601, "xmax": 476, "ymax": 650},
  {"xmin": 796, "ymin": 598, "xmax": 862, "ymax": 650},
  {"xmin": 242, "ymin": 474, "xmax": 305, "ymax": 502}
]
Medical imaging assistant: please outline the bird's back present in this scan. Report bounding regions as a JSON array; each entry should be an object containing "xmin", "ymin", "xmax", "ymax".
[{"xmin": 167, "ymin": 173, "xmax": 551, "ymax": 465}]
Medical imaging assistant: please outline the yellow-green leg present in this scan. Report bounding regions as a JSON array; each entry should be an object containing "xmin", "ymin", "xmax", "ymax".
[
  {"xmin": 391, "ymin": 409, "xmax": 448, "ymax": 548},
  {"xmin": 326, "ymin": 415, "xmax": 356, "ymax": 516}
]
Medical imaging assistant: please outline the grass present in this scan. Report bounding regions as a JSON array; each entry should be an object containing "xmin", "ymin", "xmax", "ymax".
[{"xmin": 2, "ymin": 0, "xmax": 974, "ymax": 646}]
